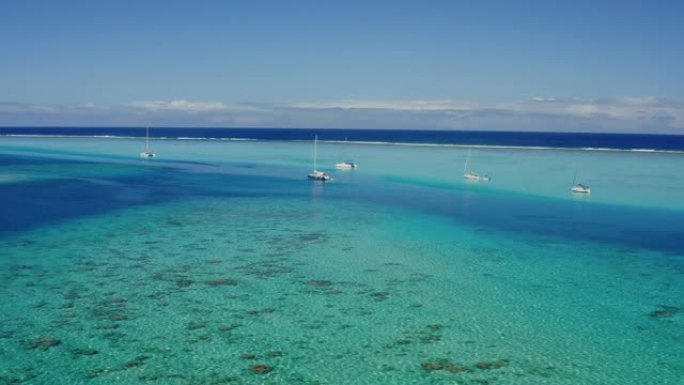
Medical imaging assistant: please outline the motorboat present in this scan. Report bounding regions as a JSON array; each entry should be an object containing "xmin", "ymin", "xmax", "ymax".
[{"xmin": 335, "ymin": 160, "xmax": 358, "ymax": 169}]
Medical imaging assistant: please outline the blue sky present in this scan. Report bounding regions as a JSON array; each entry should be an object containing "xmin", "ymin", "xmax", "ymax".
[{"xmin": 1, "ymin": 0, "xmax": 683, "ymax": 133}]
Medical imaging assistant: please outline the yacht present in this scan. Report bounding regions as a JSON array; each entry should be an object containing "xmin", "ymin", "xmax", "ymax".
[
  {"xmin": 336, "ymin": 137, "xmax": 358, "ymax": 169},
  {"xmin": 308, "ymin": 170, "xmax": 332, "ymax": 181},
  {"xmin": 571, "ymin": 183, "xmax": 591, "ymax": 194},
  {"xmin": 335, "ymin": 160, "xmax": 358, "ymax": 169},
  {"xmin": 570, "ymin": 170, "xmax": 590, "ymax": 194},
  {"xmin": 464, "ymin": 172, "xmax": 490, "ymax": 182},
  {"xmin": 308, "ymin": 135, "xmax": 332, "ymax": 181},
  {"xmin": 140, "ymin": 126, "xmax": 155, "ymax": 158},
  {"xmin": 463, "ymin": 149, "xmax": 489, "ymax": 181}
]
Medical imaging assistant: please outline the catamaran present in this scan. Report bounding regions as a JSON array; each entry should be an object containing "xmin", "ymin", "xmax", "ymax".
[
  {"xmin": 463, "ymin": 149, "xmax": 489, "ymax": 181},
  {"xmin": 140, "ymin": 126, "xmax": 155, "ymax": 158},
  {"xmin": 571, "ymin": 184, "xmax": 591, "ymax": 194},
  {"xmin": 570, "ymin": 170, "xmax": 591, "ymax": 194},
  {"xmin": 308, "ymin": 135, "xmax": 332, "ymax": 181}
]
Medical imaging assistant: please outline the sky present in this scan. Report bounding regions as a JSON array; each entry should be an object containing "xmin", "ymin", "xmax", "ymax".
[{"xmin": 1, "ymin": 0, "xmax": 683, "ymax": 133}]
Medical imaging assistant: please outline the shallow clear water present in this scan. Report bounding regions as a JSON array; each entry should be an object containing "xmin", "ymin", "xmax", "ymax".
[{"xmin": 1, "ymin": 137, "xmax": 682, "ymax": 384}]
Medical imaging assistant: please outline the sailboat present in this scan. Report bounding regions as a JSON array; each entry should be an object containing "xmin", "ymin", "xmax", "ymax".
[
  {"xmin": 463, "ymin": 149, "xmax": 490, "ymax": 182},
  {"xmin": 140, "ymin": 126, "xmax": 155, "ymax": 158},
  {"xmin": 336, "ymin": 137, "xmax": 358, "ymax": 169},
  {"xmin": 308, "ymin": 135, "xmax": 332, "ymax": 181},
  {"xmin": 570, "ymin": 170, "xmax": 591, "ymax": 194}
]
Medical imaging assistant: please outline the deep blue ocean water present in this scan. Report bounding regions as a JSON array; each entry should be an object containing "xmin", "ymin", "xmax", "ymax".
[
  {"xmin": 2, "ymin": 154, "xmax": 682, "ymax": 255},
  {"xmin": 2, "ymin": 126, "xmax": 684, "ymax": 151}
]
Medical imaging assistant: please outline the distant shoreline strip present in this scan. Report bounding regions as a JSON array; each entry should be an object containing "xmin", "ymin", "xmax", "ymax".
[{"xmin": 2, "ymin": 133, "xmax": 683, "ymax": 154}]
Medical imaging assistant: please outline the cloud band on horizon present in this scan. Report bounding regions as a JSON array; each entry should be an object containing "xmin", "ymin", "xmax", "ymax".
[{"xmin": 1, "ymin": 97, "xmax": 682, "ymax": 134}]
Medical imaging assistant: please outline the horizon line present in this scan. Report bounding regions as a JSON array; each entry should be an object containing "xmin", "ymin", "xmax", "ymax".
[{"xmin": 2, "ymin": 125, "xmax": 683, "ymax": 137}]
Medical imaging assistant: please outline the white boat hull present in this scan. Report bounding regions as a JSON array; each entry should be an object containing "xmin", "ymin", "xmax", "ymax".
[
  {"xmin": 464, "ymin": 172, "xmax": 490, "ymax": 182},
  {"xmin": 336, "ymin": 162, "xmax": 357, "ymax": 169},
  {"xmin": 571, "ymin": 185, "xmax": 591, "ymax": 194},
  {"xmin": 308, "ymin": 171, "xmax": 332, "ymax": 181}
]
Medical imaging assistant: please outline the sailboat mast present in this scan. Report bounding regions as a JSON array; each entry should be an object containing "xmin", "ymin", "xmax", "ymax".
[
  {"xmin": 464, "ymin": 149, "xmax": 470, "ymax": 173},
  {"xmin": 145, "ymin": 126, "xmax": 150, "ymax": 151},
  {"xmin": 313, "ymin": 135, "xmax": 318, "ymax": 171}
]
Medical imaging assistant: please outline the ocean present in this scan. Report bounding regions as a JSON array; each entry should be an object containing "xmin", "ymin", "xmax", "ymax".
[
  {"xmin": 2, "ymin": 126, "xmax": 684, "ymax": 152},
  {"xmin": 0, "ymin": 128, "xmax": 682, "ymax": 384}
]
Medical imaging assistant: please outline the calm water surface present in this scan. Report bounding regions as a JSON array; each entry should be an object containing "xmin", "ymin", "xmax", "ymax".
[{"xmin": 1, "ymin": 136, "xmax": 682, "ymax": 384}]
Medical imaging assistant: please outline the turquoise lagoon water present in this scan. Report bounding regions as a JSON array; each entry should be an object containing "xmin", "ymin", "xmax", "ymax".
[{"xmin": 0, "ymin": 136, "xmax": 683, "ymax": 384}]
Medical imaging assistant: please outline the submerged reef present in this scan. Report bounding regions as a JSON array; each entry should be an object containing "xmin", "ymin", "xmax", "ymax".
[
  {"xmin": 70, "ymin": 347, "xmax": 99, "ymax": 357},
  {"xmin": 421, "ymin": 358, "xmax": 509, "ymax": 374},
  {"xmin": 218, "ymin": 323, "xmax": 241, "ymax": 332},
  {"xmin": 205, "ymin": 278, "xmax": 237, "ymax": 286},
  {"xmin": 649, "ymin": 305, "xmax": 682, "ymax": 319},
  {"xmin": 25, "ymin": 338, "xmax": 61, "ymax": 351},
  {"xmin": 308, "ymin": 279, "xmax": 332, "ymax": 287},
  {"xmin": 176, "ymin": 278, "xmax": 194, "ymax": 288},
  {"xmin": 474, "ymin": 359, "xmax": 510, "ymax": 370},
  {"xmin": 249, "ymin": 363, "xmax": 273, "ymax": 374},
  {"xmin": 422, "ymin": 361, "xmax": 471, "ymax": 373}
]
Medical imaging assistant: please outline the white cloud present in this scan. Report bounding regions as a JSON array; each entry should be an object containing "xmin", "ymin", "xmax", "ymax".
[
  {"xmin": 531, "ymin": 97, "xmax": 557, "ymax": 102},
  {"xmin": 1, "ymin": 97, "xmax": 683, "ymax": 133},
  {"xmin": 125, "ymin": 100, "xmax": 237, "ymax": 112},
  {"xmin": 291, "ymin": 100, "xmax": 476, "ymax": 111},
  {"xmin": 290, "ymin": 97, "xmax": 684, "ymax": 131}
]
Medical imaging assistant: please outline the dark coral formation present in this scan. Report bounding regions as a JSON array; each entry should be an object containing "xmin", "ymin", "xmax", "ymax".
[
  {"xmin": 421, "ymin": 361, "xmax": 471, "ymax": 373},
  {"xmin": 422, "ymin": 358, "xmax": 509, "ymax": 374},
  {"xmin": 246, "ymin": 308, "xmax": 276, "ymax": 316},
  {"xmin": 108, "ymin": 313, "xmax": 128, "ymax": 321},
  {"xmin": 427, "ymin": 323, "xmax": 442, "ymax": 331},
  {"xmin": 418, "ymin": 324, "xmax": 442, "ymax": 343},
  {"xmin": 176, "ymin": 278, "xmax": 194, "ymax": 288},
  {"xmin": 649, "ymin": 305, "xmax": 682, "ymax": 318},
  {"xmin": 186, "ymin": 321, "xmax": 206, "ymax": 330},
  {"xmin": 90, "ymin": 295, "xmax": 131, "ymax": 323},
  {"xmin": 85, "ymin": 369, "xmax": 106, "ymax": 379},
  {"xmin": 218, "ymin": 323, "xmax": 240, "ymax": 332},
  {"xmin": 249, "ymin": 364, "xmax": 273, "ymax": 374},
  {"xmin": 70, "ymin": 348, "xmax": 99, "ymax": 357},
  {"xmin": 124, "ymin": 355, "xmax": 150, "ymax": 368},
  {"xmin": 308, "ymin": 279, "xmax": 332, "ymax": 287},
  {"xmin": 421, "ymin": 362, "xmax": 445, "ymax": 371},
  {"xmin": 205, "ymin": 278, "xmax": 237, "ymax": 286},
  {"xmin": 0, "ymin": 368, "xmax": 37, "ymax": 384},
  {"xmin": 445, "ymin": 364, "xmax": 470, "ymax": 373},
  {"xmin": 475, "ymin": 359, "xmax": 509, "ymax": 370},
  {"xmin": 25, "ymin": 338, "xmax": 61, "ymax": 350},
  {"xmin": 384, "ymin": 324, "xmax": 446, "ymax": 349},
  {"xmin": 297, "ymin": 232, "xmax": 325, "ymax": 242}
]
